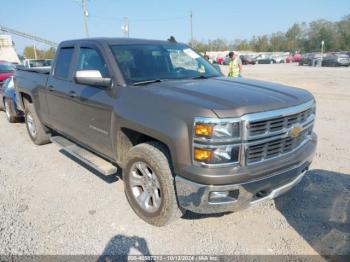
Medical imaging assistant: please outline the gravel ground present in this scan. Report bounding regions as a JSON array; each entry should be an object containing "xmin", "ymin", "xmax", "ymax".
[{"xmin": 0, "ymin": 63, "xmax": 349, "ymax": 257}]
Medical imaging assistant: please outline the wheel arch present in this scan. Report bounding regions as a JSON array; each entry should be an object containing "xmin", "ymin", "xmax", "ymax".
[{"xmin": 115, "ymin": 127, "xmax": 175, "ymax": 173}]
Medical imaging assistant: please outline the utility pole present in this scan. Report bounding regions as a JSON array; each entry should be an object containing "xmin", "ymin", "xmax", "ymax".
[
  {"xmin": 33, "ymin": 42, "xmax": 37, "ymax": 59},
  {"xmin": 81, "ymin": 0, "xmax": 89, "ymax": 37},
  {"xmin": 121, "ymin": 17, "xmax": 130, "ymax": 37},
  {"xmin": 190, "ymin": 11, "xmax": 193, "ymax": 47}
]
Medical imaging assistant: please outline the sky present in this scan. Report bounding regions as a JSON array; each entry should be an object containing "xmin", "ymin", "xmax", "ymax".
[{"xmin": 0, "ymin": 0, "xmax": 349, "ymax": 54}]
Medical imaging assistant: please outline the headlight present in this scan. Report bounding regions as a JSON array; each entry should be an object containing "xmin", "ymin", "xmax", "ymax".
[
  {"xmin": 193, "ymin": 117, "xmax": 241, "ymax": 166},
  {"xmin": 194, "ymin": 118, "xmax": 240, "ymax": 140}
]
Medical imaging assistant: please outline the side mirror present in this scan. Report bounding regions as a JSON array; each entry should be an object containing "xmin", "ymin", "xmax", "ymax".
[{"xmin": 75, "ymin": 70, "xmax": 111, "ymax": 87}]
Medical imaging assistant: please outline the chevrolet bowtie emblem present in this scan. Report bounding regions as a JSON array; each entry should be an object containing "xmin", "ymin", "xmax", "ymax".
[{"xmin": 289, "ymin": 125, "xmax": 302, "ymax": 138}]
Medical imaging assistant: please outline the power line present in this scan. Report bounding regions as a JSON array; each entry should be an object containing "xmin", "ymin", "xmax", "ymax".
[
  {"xmin": 89, "ymin": 15, "xmax": 187, "ymax": 23},
  {"xmin": 0, "ymin": 25, "xmax": 58, "ymax": 47}
]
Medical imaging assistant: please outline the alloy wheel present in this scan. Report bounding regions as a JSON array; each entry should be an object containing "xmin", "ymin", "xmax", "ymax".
[{"xmin": 129, "ymin": 161, "xmax": 162, "ymax": 213}]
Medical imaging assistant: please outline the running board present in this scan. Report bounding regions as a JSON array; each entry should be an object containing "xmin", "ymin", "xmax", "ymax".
[{"xmin": 50, "ymin": 136, "xmax": 118, "ymax": 176}]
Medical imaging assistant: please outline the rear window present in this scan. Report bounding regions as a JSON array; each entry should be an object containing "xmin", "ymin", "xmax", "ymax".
[{"xmin": 54, "ymin": 47, "xmax": 74, "ymax": 79}]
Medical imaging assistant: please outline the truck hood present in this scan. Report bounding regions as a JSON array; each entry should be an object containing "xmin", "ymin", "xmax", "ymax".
[{"xmin": 145, "ymin": 77, "xmax": 314, "ymax": 118}]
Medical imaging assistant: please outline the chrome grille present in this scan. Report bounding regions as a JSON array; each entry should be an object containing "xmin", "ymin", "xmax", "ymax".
[
  {"xmin": 248, "ymin": 108, "xmax": 313, "ymax": 137},
  {"xmin": 246, "ymin": 125, "xmax": 313, "ymax": 164},
  {"xmin": 242, "ymin": 101, "xmax": 316, "ymax": 165}
]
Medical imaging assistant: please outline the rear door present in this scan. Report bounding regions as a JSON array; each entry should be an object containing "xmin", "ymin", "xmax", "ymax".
[
  {"xmin": 46, "ymin": 46, "xmax": 78, "ymax": 134},
  {"xmin": 69, "ymin": 44, "xmax": 114, "ymax": 157}
]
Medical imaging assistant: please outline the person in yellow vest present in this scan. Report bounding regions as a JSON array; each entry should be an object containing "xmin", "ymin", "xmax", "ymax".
[{"xmin": 227, "ymin": 51, "xmax": 243, "ymax": 78}]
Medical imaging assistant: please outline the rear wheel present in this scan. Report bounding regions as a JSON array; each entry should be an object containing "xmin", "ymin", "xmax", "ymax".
[
  {"xmin": 4, "ymin": 99, "xmax": 17, "ymax": 123},
  {"xmin": 124, "ymin": 142, "xmax": 182, "ymax": 226},
  {"xmin": 24, "ymin": 99, "xmax": 51, "ymax": 145}
]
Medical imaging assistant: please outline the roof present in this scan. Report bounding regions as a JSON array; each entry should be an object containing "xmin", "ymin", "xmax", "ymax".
[{"xmin": 59, "ymin": 37, "xmax": 183, "ymax": 47}]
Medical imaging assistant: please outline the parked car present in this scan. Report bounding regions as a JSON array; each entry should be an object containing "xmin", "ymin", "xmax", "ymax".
[
  {"xmin": 240, "ymin": 55, "xmax": 256, "ymax": 65},
  {"xmin": 15, "ymin": 38, "xmax": 317, "ymax": 226},
  {"xmin": 321, "ymin": 53, "xmax": 350, "ymax": 67},
  {"xmin": 286, "ymin": 54, "xmax": 302, "ymax": 63},
  {"xmin": 255, "ymin": 55, "xmax": 276, "ymax": 64},
  {"xmin": 298, "ymin": 53, "xmax": 313, "ymax": 66},
  {"xmin": 0, "ymin": 61, "xmax": 15, "ymax": 88},
  {"xmin": 0, "ymin": 76, "xmax": 23, "ymax": 122},
  {"xmin": 272, "ymin": 55, "xmax": 285, "ymax": 63},
  {"xmin": 215, "ymin": 56, "xmax": 225, "ymax": 65},
  {"xmin": 299, "ymin": 53, "xmax": 324, "ymax": 66}
]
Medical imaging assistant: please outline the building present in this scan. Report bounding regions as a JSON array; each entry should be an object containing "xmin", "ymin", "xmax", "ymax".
[{"xmin": 0, "ymin": 34, "xmax": 20, "ymax": 64}]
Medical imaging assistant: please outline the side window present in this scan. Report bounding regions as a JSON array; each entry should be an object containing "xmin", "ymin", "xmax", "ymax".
[
  {"xmin": 54, "ymin": 47, "xmax": 74, "ymax": 79},
  {"xmin": 77, "ymin": 47, "xmax": 108, "ymax": 77}
]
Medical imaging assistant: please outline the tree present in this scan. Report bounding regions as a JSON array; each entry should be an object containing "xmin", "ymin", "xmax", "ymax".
[
  {"xmin": 270, "ymin": 32, "xmax": 287, "ymax": 52},
  {"xmin": 234, "ymin": 39, "xmax": 252, "ymax": 51},
  {"xmin": 336, "ymin": 15, "xmax": 350, "ymax": 50},
  {"xmin": 23, "ymin": 46, "xmax": 56, "ymax": 59}
]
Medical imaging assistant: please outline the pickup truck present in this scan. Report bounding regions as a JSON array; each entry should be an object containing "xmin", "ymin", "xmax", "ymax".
[{"xmin": 15, "ymin": 38, "xmax": 317, "ymax": 226}]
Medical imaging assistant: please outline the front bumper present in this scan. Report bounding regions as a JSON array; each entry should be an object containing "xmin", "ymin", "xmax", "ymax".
[
  {"xmin": 175, "ymin": 134, "xmax": 317, "ymax": 214},
  {"xmin": 176, "ymin": 160, "xmax": 310, "ymax": 214}
]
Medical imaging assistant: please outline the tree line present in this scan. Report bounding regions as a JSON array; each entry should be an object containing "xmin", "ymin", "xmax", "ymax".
[
  {"xmin": 21, "ymin": 14, "xmax": 350, "ymax": 58},
  {"xmin": 192, "ymin": 15, "xmax": 350, "ymax": 53}
]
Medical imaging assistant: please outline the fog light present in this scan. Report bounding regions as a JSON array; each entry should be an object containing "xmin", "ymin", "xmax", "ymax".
[
  {"xmin": 210, "ymin": 191, "xmax": 229, "ymax": 199},
  {"xmin": 194, "ymin": 148, "xmax": 213, "ymax": 161},
  {"xmin": 209, "ymin": 190, "xmax": 240, "ymax": 204}
]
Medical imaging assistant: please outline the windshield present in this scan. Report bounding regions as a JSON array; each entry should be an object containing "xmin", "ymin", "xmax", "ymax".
[
  {"xmin": 0, "ymin": 63, "xmax": 15, "ymax": 73},
  {"xmin": 110, "ymin": 44, "xmax": 220, "ymax": 84}
]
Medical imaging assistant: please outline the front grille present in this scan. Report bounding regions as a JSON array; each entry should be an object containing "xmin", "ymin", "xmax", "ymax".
[
  {"xmin": 246, "ymin": 125, "xmax": 313, "ymax": 164},
  {"xmin": 248, "ymin": 108, "xmax": 313, "ymax": 137}
]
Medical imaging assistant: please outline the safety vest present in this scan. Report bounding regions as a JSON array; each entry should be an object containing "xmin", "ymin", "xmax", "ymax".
[{"xmin": 228, "ymin": 57, "xmax": 240, "ymax": 77}]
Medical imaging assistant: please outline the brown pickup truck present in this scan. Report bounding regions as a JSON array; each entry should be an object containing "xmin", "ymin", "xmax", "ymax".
[{"xmin": 15, "ymin": 38, "xmax": 317, "ymax": 226}]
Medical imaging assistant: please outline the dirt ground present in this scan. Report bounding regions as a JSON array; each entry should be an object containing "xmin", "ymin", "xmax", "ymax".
[{"xmin": 0, "ymin": 63, "xmax": 349, "ymax": 257}]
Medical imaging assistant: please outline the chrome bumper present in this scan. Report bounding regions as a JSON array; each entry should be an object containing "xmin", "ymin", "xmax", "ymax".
[{"xmin": 175, "ymin": 161, "xmax": 310, "ymax": 214}]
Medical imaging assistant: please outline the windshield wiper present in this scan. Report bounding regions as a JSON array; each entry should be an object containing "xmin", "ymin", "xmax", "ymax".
[
  {"xmin": 133, "ymin": 79, "xmax": 163, "ymax": 86},
  {"xmin": 192, "ymin": 75, "xmax": 216, "ymax": 80}
]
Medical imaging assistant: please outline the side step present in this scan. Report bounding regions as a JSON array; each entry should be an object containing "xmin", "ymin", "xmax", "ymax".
[{"xmin": 50, "ymin": 136, "xmax": 118, "ymax": 176}]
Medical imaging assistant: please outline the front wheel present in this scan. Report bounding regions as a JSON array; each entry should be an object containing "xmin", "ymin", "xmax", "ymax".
[{"xmin": 123, "ymin": 142, "xmax": 182, "ymax": 226}]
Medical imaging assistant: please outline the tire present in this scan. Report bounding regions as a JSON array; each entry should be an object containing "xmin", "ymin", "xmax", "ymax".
[
  {"xmin": 24, "ymin": 99, "xmax": 51, "ymax": 145},
  {"xmin": 4, "ymin": 98, "xmax": 17, "ymax": 123},
  {"xmin": 123, "ymin": 142, "xmax": 182, "ymax": 226}
]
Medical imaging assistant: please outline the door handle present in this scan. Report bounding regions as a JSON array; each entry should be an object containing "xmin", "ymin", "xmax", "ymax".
[
  {"xmin": 48, "ymin": 85, "xmax": 55, "ymax": 92},
  {"xmin": 69, "ymin": 91, "xmax": 77, "ymax": 98}
]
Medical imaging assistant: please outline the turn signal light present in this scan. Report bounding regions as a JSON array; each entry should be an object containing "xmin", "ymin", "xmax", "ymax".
[
  {"xmin": 195, "ymin": 124, "xmax": 213, "ymax": 137},
  {"xmin": 194, "ymin": 148, "xmax": 213, "ymax": 161}
]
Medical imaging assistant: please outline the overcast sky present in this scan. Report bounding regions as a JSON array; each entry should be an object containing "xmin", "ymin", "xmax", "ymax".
[{"xmin": 1, "ymin": 0, "xmax": 349, "ymax": 54}]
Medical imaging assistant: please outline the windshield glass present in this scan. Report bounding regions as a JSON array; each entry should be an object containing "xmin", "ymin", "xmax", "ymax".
[
  {"xmin": 0, "ymin": 63, "xmax": 15, "ymax": 73},
  {"xmin": 110, "ymin": 44, "xmax": 220, "ymax": 84}
]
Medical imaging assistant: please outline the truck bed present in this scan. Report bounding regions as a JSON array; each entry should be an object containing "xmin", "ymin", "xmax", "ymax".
[{"xmin": 14, "ymin": 66, "xmax": 50, "ymax": 111}]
